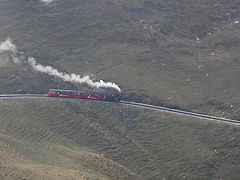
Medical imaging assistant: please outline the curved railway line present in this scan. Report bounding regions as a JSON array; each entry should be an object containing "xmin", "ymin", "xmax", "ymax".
[{"xmin": 0, "ymin": 94, "xmax": 239, "ymax": 125}]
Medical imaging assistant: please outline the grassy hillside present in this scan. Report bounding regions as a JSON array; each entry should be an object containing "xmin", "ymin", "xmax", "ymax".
[
  {"xmin": 0, "ymin": 97, "xmax": 240, "ymax": 179},
  {"xmin": 1, "ymin": 1, "xmax": 240, "ymax": 179},
  {"xmin": 0, "ymin": 0, "xmax": 240, "ymax": 118}
]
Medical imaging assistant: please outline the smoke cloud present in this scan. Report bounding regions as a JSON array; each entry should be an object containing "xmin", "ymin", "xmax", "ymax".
[
  {"xmin": 27, "ymin": 58, "xmax": 121, "ymax": 91},
  {"xmin": 0, "ymin": 38, "xmax": 121, "ymax": 92},
  {"xmin": 0, "ymin": 38, "xmax": 21, "ymax": 64},
  {"xmin": 0, "ymin": 38, "xmax": 17, "ymax": 52}
]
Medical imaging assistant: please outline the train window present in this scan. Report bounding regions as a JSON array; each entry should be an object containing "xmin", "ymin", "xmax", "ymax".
[
  {"xmin": 78, "ymin": 91, "xmax": 87, "ymax": 95},
  {"xmin": 62, "ymin": 91, "xmax": 67, "ymax": 95},
  {"xmin": 89, "ymin": 92, "xmax": 104, "ymax": 97},
  {"xmin": 99, "ymin": 93, "xmax": 104, "ymax": 97},
  {"xmin": 69, "ymin": 91, "xmax": 76, "ymax": 95}
]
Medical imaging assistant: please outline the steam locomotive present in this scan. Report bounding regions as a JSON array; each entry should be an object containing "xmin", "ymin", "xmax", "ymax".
[{"xmin": 48, "ymin": 89, "xmax": 121, "ymax": 102}]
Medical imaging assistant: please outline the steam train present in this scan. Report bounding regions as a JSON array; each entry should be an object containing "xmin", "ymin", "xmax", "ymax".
[{"xmin": 48, "ymin": 89, "xmax": 121, "ymax": 102}]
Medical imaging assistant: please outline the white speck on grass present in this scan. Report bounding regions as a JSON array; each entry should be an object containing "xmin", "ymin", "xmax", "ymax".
[{"xmin": 41, "ymin": 0, "xmax": 54, "ymax": 4}]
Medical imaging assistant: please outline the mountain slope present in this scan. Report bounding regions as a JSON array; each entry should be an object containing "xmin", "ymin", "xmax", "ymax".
[
  {"xmin": 0, "ymin": 0, "xmax": 239, "ymax": 118},
  {"xmin": 0, "ymin": 98, "xmax": 240, "ymax": 179}
]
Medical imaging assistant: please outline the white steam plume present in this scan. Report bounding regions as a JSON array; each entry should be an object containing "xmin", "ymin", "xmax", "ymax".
[
  {"xmin": 0, "ymin": 38, "xmax": 17, "ymax": 52},
  {"xmin": 0, "ymin": 38, "xmax": 21, "ymax": 64},
  {"xmin": 0, "ymin": 38, "xmax": 121, "ymax": 92},
  {"xmin": 28, "ymin": 58, "xmax": 121, "ymax": 92}
]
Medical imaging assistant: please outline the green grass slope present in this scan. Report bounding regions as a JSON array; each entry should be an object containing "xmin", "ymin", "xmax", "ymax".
[
  {"xmin": 0, "ymin": 0, "xmax": 240, "ymax": 119},
  {"xmin": 0, "ymin": 98, "xmax": 240, "ymax": 179}
]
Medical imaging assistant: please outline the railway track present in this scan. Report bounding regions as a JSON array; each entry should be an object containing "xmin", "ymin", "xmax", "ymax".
[
  {"xmin": 120, "ymin": 101, "xmax": 240, "ymax": 125},
  {"xmin": 0, "ymin": 94, "xmax": 239, "ymax": 125}
]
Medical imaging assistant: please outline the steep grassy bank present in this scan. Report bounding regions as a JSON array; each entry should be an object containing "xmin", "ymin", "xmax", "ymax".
[
  {"xmin": 0, "ymin": 98, "xmax": 240, "ymax": 179},
  {"xmin": 0, "ymin": 0, "xmax": 239, "ymax": 118}
]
